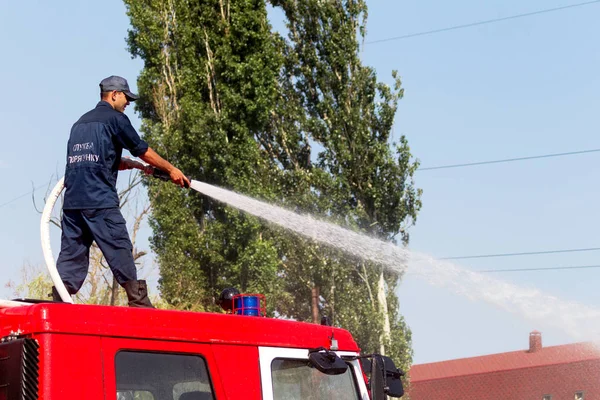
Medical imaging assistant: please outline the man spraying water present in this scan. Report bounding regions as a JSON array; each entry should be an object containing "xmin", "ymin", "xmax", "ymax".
[{"xmin": 53, "ymin": 75, "xmax": 190, "ymax": 307}]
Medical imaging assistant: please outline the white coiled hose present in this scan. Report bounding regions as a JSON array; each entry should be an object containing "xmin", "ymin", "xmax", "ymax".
[{"xmin": 40, "ymin": 177, "xmax": 73, "ymax": 303}]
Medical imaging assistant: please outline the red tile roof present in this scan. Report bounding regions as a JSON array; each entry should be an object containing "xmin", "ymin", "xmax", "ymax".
[{"xmin": 411, "ymin": 342, "xmax": 600, "ymax": 381}]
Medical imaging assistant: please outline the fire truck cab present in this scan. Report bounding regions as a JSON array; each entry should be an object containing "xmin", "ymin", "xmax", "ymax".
[{"xmin": 0, "ymin": 299, "xmax": 404, "ymax": 399}]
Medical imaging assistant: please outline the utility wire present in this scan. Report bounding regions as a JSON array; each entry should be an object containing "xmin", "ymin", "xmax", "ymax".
[
  {"xmin": 480, "ymin": 264, "xmax": 600, "ymax": 273},
  {"xmin": 366, "ymin": 0, "xmax": 600, "ymax": 44},
  {"xmin": 441, "ymin": 247, "xmax": 600, "ymax": 260},
  {"xmin": 0, "ymin": 181, "xmax": 54, "ymax": 210},
  {"xmin": 418, "ymin": 148, "xmax": 600, "ymax": 171}
]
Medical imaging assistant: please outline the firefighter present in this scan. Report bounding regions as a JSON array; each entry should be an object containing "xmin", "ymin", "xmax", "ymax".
[{"xmin": 53, "ymin": 75, "xmax": 190, "ymax": 307}]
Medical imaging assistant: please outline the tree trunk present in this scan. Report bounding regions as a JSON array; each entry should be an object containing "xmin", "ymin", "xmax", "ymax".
[
  {"xmin": 311, "ymin": 285, "xmax": 320, "ymax": 324},
  {"xmin": 377, "ymin": 272, "xmax": 391, "ymax": 355}
]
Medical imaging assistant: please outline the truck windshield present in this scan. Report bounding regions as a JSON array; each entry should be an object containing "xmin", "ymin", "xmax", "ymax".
[
  {"xmin": 271, "ymin": 358, "xmax": 359, "ymax": 400},
  {"xmin": 115, "ymin": 351, "xmax": 214, "ymax": 400}
]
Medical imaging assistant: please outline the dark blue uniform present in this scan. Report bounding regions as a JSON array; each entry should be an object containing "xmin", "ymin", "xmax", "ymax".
[{"xmin": 57, "ymin": 101, "xmax": 148, "ymax": 294}]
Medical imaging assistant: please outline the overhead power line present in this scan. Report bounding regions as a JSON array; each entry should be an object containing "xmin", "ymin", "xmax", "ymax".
[
  {"xmin": 441, "ymin": 247, "xmax": 600, "ymax": 260},
  {"xmin": 0, "ymin": 181, "xmax": 54, "ymax": 210},
  {"xmin": 418, "ymin": 148, "xmax": 600, "ymax": 171},
  {"xmin": 480, "ymin": 264, "xmax": 600, "ymax": 273},
  {"xmin": 367, "ymin": 0, "xmax": 600, "ymax": 44}
]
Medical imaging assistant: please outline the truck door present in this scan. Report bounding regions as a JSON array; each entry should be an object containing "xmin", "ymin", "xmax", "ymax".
[
  {"xmin": 101, "ymin": 338, "xmax": 223, "ymax": 400},
  {"xmin": 258, "ymin": 347, "xmax": 370, "ymax": 400}
]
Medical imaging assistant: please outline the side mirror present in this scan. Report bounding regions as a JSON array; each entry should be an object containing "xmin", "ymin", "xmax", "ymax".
[
  {"xmin": 308, "ymin": 349, "xmax": 349, "ymax": 375},
  {"xmin": 382, "ymin": 356, "xmax": 404, "ymax": 397},
  {"xmin": 369, "ymin": 355, "xmax": 405, "ymax": 399}
]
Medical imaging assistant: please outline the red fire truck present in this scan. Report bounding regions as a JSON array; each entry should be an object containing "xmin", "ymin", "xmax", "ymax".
[
  {"xmin": 0, "ymin": 294, "xmax": 404, "ymax": 399},
  {"xmin": 1, "ymin": 173, "xmax": 404, "ymax": 399}
]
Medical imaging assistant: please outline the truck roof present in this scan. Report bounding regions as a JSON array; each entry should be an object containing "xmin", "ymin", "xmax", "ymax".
[{"xmin": 0, "ymin": 303, "xmax": 359, "ymax": 351}]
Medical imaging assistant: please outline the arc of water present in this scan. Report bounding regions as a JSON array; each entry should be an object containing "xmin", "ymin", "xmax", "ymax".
[{"xmin": 189, "ymin": 180, "xmax": 600, "ymax": 341}]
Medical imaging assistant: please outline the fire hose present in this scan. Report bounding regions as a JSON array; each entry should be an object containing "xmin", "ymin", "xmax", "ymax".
[{"xmin": 41, "ymin": 159, "xmax": 187, "ymax": 303}]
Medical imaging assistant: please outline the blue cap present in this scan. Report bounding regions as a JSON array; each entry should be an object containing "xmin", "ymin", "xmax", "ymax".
[{"xmin": 99, "ymin": 75, "xmax": 139, "ymax": 101}]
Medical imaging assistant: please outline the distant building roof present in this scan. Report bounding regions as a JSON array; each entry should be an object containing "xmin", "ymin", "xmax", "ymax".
[{"xmin": 411, "ymin": 340, "xmax": 600, "ymax": 382}]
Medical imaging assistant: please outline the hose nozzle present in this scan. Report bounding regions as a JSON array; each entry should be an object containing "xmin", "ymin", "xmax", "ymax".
[{"xmin": 151, "ymin": 167, "xmax": 190, "ymax": 188}]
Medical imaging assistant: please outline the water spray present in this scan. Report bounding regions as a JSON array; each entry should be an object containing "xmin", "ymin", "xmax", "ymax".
[
  {"xmin": 185, "ymin": 180, "xmax": 600, "ymax": 341},
  {"xmin": 41, "ymin": 163, "xmax": 600, "ymax": 341},
  {"xmin": 188, "ymin": 180, "xmax": 408, "ymax": 268}
]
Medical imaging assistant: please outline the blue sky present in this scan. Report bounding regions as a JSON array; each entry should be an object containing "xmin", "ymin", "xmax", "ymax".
[
  {"xmin": 364, "ymin": 0, "xmax": 600, "ymax": 363},
  {"xmin": 1, "ymin": 0, "xmax": 600, "ymax": 364}
]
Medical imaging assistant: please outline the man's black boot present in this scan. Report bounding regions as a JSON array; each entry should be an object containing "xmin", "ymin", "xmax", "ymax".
[
  {"xmin": 123, "ymin": 280, "xmax": 155, "ymax": 308},
  {"xmin": 50, "ymin": 286, "xmax": 64, "ymax": 302}
]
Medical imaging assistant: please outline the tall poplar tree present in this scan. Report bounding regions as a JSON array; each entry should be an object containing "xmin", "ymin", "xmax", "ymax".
[
  {"xmin": 124, "ymin": 0, "xmax": 287, "ymax": 310},
  {"xmin": 269, "ymin": 0, "xmax": 420, "ymax": 367},
  {"xmin": 124, "ymin": 0, "xmax": 420, "ymax": 371}
]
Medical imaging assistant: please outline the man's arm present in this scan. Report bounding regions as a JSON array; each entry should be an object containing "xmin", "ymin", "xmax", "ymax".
[
  {"xmin": 138, "ymin": 148, "xmax": 191, "ymax": 188},
  {"xmin": 113, "ymin": 114, "xmax": 190, "ymax": 187},
  {"xmin": 119, "ymin": 157, "xmax": 151, "ymax": 173}
]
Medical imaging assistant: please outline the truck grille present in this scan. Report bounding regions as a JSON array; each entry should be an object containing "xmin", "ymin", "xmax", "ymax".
[{"xmin": 0, "ymin": 338, "xmax": 40, "ymax": 400}]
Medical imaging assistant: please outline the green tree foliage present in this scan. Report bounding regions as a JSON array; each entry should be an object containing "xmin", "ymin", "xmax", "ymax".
[
  {"xmin": 124, "ymin": 0, "xmax": 421, "ymax": 372},
  {"xmin": 124, "ymin": 0, "xmax": 287, "ymax": 311},
  {"xmin": 270, "ymin": 0, "xmax": 421, "ymax": 370}
]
